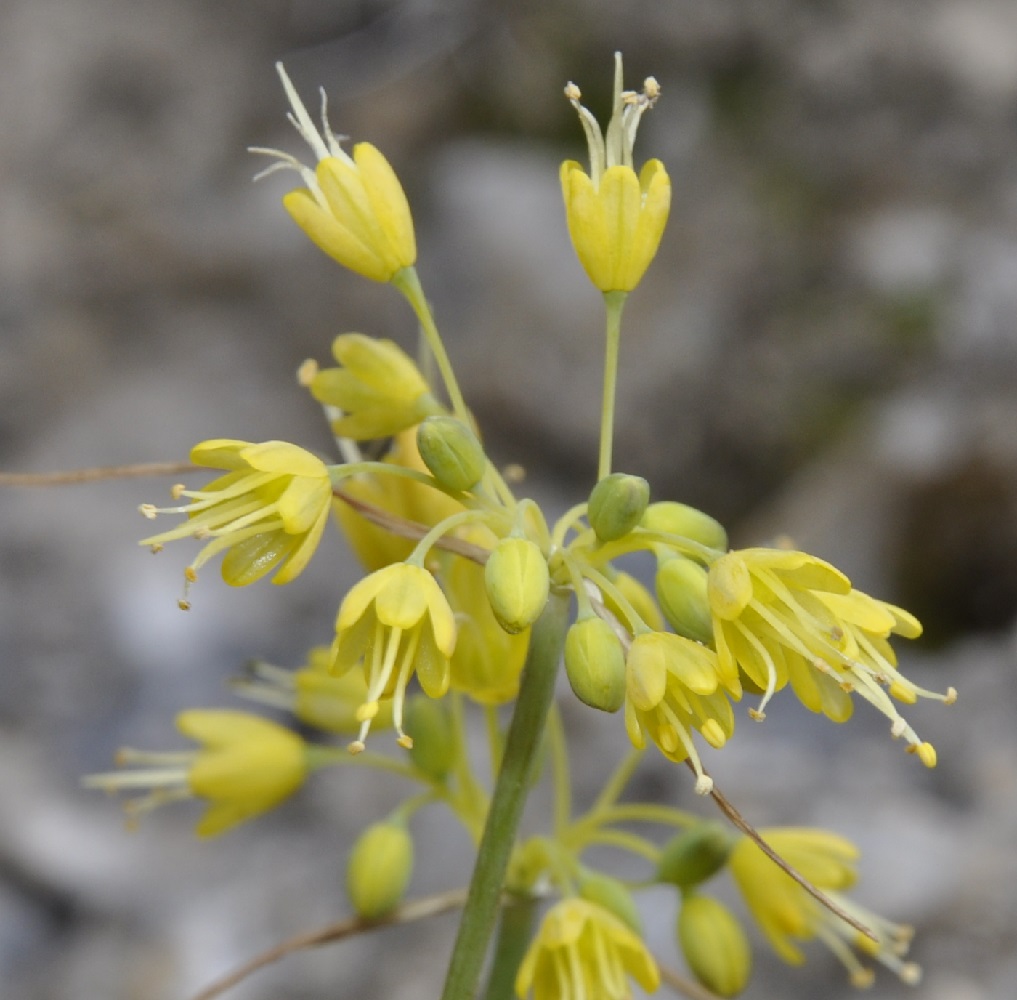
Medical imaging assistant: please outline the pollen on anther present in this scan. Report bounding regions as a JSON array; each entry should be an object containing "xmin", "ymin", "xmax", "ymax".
[
  {"xmin": 348, "ymin": 740, "xmax": 365, "ymax": 755},
  {"xmin": 149, "ymin": 544, "xmax": 164, "ymax": 554},
  {"xmin": 643, "ymin": 77, "xmax": 661, "ymax": 100},
  {"xmin": 184, "ymin": 567, "xmax": 198, "ymax": 584},
  {"xmin": 177, "ymin": 599, "xmax": 192, "ymax": 612},
  {"xmin": 297, "ymin": 358, "xmax": 318, "ymax": 386},
  {"xmin": 564, "ymin": 82, "xmax": 581, "ymax": 102},
  {"xmin": 748, "ymin": 707, "xmax": 766, "ymax": 721},
  {"xmin": 944, "ymin": 686, "xmax": 958, "ymax": 705},
  {"xmin": 397, "ymin": 734, "xmax": 414, "ymax": 750},
  {"xmin": 170, "ymin": 483, "xmax": 187, "ymax": 500},
  {"xmin": 139, "ymin": 503, "xmax": 158, "ymax": 520},
  {"xmin": 694, "ymin": 775, "xmax": 714, "ymax": 795}
]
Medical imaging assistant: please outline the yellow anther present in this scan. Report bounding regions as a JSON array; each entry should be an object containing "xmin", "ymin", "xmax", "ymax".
[
  {"xmin": 850, "ymin": 967, "xmax": 876, "ymax": 989},
  {"xmin": 170, "ymin": 483, "xmax": 187, "ymax": 500},
  {"xmin": 347, "ymin": 739, "xmax": 365, "ymax": 755},
  {"xmin": 177, "ymin": 599, "xmax": 191, "ymax": 612},
  {"xmin": 148, "ymin": 544, "xmax": 163, "ymax": 554},
  {"xmin": 397, "ymin": 733, "xmax": 414, "ymax": 750},
  {"xmin": 944, "ymin": 686, "xmax": 958, "ymax": 705},
  {"xmin": 139, "ymin": 504, "xmax": 158, "ymax": 520},
  {"xmin": 184, "ymin": 567, "xmax": 198, "ymax": 584},
  {"xmin": 564, "ymin": 82, "xmax": 581, "ymax": 101},
  {"xmin": 917, "ymin": 742, "xmax": 937, "ymax": 768},
  {"xmin": 296, "ymin": 357, "xmax": 318, "ymax": 386},
  {"xmin": 748, "ymin": 707, "xmax": 765, "ymax": 721},
  {"xmin": 889, "ymin": 680, "xmax": 918, "ymax": 704},
  {"xmin": 899, "ymin": 962, "xmax": 922, "ymax": 985}
]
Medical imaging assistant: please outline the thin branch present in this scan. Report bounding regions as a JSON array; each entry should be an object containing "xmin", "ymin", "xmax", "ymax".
[
  {"xmin": 0, "ymin": 462, "xmax": 197, "ymax": 487},
  {"xmin": 190, "ymin": 887, "xmax": 469, "ymax": 1000},
  {"xmin": 689, "ymin": 761, "xmax": 877, "ymax": 944},
  {"xmin": 658, "ymin": 962, "xmax": 724, "ymax": 1000}
]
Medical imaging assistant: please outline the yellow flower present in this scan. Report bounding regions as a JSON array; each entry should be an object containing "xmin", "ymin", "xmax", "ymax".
[
  {"xmin": 83, "ymin": 710, "xmax": 308, "ymax": 837},
  {"xmin": 305, "ymin": 333, "xmax": 441, "ymax": 440},
  {"xmin": 332, "ymin": 562, "xmax": 456, "ymax": 750},
  {"xmin": 139, "ymin": 439, "xmax": 332, "ymax": 597},
  {"xmin": 561, "ymin": 53, "xmax": 671, "ymax": 292},
  {"xmin": 623, "ymin": 631, "xmax": 734, "ymax": 794},
  {"xmin": 252, "ymin": 63, "xmax": 416, "ymax": 283},
  {"xmin": 730, "ymin": 828, "xmax": 920, "ymax": 987},
  {"xmin": 708, "ymin": 547, "xmax": 954, "ymax": 763},
  {"xmin": 516, "ymin": 898, "xmax": 659, "ymax": 1000}
]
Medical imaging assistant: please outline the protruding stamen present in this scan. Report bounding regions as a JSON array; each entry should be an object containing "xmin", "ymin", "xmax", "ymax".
[
  {"xmin": 139, "ymin": 503, "xmax": 158, "ymax": 520},
  {"xmin": 297, "ymin": 358, "xmax": 318, "ymax": 386},
  {"xmin": 347, "ymin": 739, "xmax": 365, "ymax": 755}
]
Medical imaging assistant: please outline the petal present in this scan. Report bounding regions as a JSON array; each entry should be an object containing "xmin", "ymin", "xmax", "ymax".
[
  {"xmin": 708, "ymin": 553, "xmax": 753, "ymax": 620},
  {"xmin": 354, "ymin": 142, "xmax": 417, "ymax": 270},
  {"xmin": 275, "ymin": 474, "xmax": 331, "ymax": 535},
  {"xmin": 190, "ymin": 439, "xmax": 252, "ymax": 469},
  {"xmin": 374, "ymin": 564, "xmax": 432, "ymax": 628},
  {"xmin": 626, "ymin": 634, "xmax": 668, "ymax": 711},
  {"xmin": 240, "ymin": 440, "xmax": 327, "ymax": 479},
  {"xmin": 273, "ymin": 502, "xmax": 330, "ymax": 585},
  {"xmin": 220, "ymin": 531, "xmax": 292, "ymax": 586}
]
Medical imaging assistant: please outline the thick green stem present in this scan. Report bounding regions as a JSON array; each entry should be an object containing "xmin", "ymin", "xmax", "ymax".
[
  {"xmin": 597, "ymin": 290, "xmax": 628, "ymax": 481},
  {"xmin": 481, "ymin": 897, "xmax": 538, "ymax": 1000},
  {"xmin": 439, "ymin": 589, "xmax": 571, "ymax": 1000}
]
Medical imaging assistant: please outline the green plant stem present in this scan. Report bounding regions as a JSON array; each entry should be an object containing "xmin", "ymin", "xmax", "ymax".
[
  {"xmin": 597, "ymin": 290, "xmax": 628, "ymax": 481},
  {"xmin": 480, "ymin": 897, "xmax": 538, "ymax": 1000},
  {"xmin": 439, "ymin": 589, "xmax": 571, "ymax": 1000}
]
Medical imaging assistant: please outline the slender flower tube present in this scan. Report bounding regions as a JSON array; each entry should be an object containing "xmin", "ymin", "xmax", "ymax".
[
  {"xmin": 252, "ymin": 63, "xmax": 416, "ymax": 283},
  {"xmin": 515, "ymin": 898, "xmax": 659, "ymax": 1000},
  {"xmin": 139, "ymin": 439, "xmax": 332, "ymax": 598},
  {"xmin": 729, "ymin": 827, "xmax": 921, "ymax": 987},
  {"xmin": 561, "ymin": 53, "xmax": 671, "ymax": 293},
  {"xmin": 332, "ymin": 562, "xmax": 457, "ymax": 750},
  {"xmin": 83, "ymin": 711, "xmax": 308, "ymax": 837}
]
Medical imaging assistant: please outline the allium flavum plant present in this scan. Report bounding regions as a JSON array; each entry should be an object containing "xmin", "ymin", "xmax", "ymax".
[{"xmin": 82, "ymin": 54, "xmax": 956, "ymax": 1000}]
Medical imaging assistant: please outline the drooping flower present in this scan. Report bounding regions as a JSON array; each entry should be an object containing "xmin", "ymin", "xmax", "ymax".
[
  {"xmin": 561, "ymin": 53, "xmax": 671, "ymax": 293},
  {"xmin": 139, "ymin": 439, "xmax": 332, "ymax": 599},
  {"xmin": 708, "ymin": 547, "xmax": 954, "ymax": 764},
  {"xmin": 332, "ymin": 562, "xmax": 456, "ymax": 750},
  {"xmin": 515, "ymin": 897, "xmax": 660, "ymax": 1000},
  {"xmin": 84, "ymin": 710, "xmax": 308, "ymax": 837},
  {"xmin": 623, "ymin": 631, "xmax": 734, "ymax": 794},
  {"xmin": 729, "ymin": 827, "xmax": 920, "ymax": 987},
  {"xmin": 252, "ymin": 63, "xmax": 416, "ymax": 283}
]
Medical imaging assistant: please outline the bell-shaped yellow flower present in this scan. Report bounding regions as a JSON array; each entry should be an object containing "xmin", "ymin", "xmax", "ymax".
[
  {"xmin": 252, "ymin": 63, "xmax": 416, "ymax": 283},
  {"xmin": 708, "ymin": 547, "xmax": 953, "ymax": 764},
  {"xmin": 730, "ymin": 827, "xmax": 920, "ymax": 986},
  {"xmin": 623, "ymin": 631, "xmax": 734, "ymax": 794},
  {"xmin": 306, "ymin": 333, "xmax": 441, "ymax": 440},
  {"xmin": 515, "ymin": 898, "xmax": 659, "ymax": 1000},
  {"xmin": 139, "ymin": 439, "xmax": 332, "ymax": 595},
  {"xmin": 332, "ymin": 562, "xmax": 456, "ymax": 750},
  {"xmin": 83, "ymin": 710, "xmax": 308, "ymax": 837},
  {"xmin": 561, "ymin": 53, "xmax": 671, "ymax": 292}
]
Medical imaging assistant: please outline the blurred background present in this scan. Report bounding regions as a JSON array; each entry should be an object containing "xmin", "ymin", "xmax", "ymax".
[{"xmin": 2, "ymin": 0, "xmax": 1016, "ymax": 997}]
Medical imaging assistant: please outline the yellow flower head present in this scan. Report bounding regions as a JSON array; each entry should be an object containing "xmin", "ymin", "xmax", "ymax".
[
  {"xmin": 730, "ymin": 828, "xmax": 920, "ymax": 987},
  {"xmin": 252, "ymin": 63, "xmax": 416, "ymax": 283},
  {"xmin": 561, "ymin": 53, "xmax": 671, "ymax": 293},
  {"xmin": 305, "ymin": 333, "xmax": 441, "ymax": 440},
  {"xmin": 623, "ymin": 631, "xmax": 734, "ymax": 794},
  {"xmin": 708, "ymin": 547, "xmax": 954, "ymax": 763},
  {"xmin": 332, "ymin": 562, "xmax": 456, "ymax": 750},
  {"xmin": 139, "ymin": 439, "xmax": 332, "ymax": 599},
  {"xmin": 515, "ymin": 898, "xmax": 659, "ymax": 1000},
  {"xmin": 83, "ymin": 710, "xmax": 308, "ymax": 837}
]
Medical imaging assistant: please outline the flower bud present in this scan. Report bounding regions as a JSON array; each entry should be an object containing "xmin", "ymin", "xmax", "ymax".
[
  {"xmin": 655, "ymin": 556, "xmax": 713, "ymax": 644},
  {"xmin": 346, "ymin": 821, "xmax": 414, "ymax": 919},
  {"xmin": 564, "ymin": 616, "xmax": 626, "ymax": 712},
  {"xmin": 657, "ymin": 822, "xmax": 733, "ymax": 888},
  {"xmin": 579, "ymin": 871, "xmax": 642, "ymax": 934},
  {"xmin": 588, "ymin": 473, "xmax": 650, "ymax": 542},
  {"xmin": 484, "ymin": 538, "xmax": 550, "ymax": 633},
  {"xmin": 416, "ymin": 416, "xmax": 486, "ymax": 493},
  {"xmin": 677, "ymin": 894, "xmax": 752, "ymax": 998},
  {"xmin": 641, "ymin": 501, "xmax": 728, "ymax": 552},
  {"xmin": 403, "ymin": 695, "xmax": 456, "ymax": 781}
]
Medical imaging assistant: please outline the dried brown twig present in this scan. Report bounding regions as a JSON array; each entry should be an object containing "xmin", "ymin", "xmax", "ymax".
[{"xmin": 0, "ymin": 462, "xmax": 197, "ymax": 487}]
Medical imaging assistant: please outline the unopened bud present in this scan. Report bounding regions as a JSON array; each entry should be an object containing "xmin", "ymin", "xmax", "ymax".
[
  {"xmin": 677, "ymin": 894, "xmax": 752, "ymax": 998},
  {"xmin": 346, "ymin": 821, "xmax": 414, "ymax": 919},
  {"xmin": 564, "ymin": 616, "xmax": 626, "ymax": 712},
  {"xmin": 656, "ymin": 556, "xmax": 713, "ymax": 644},
  {"xmin": 579, "ymin": 871, "xmax": 642, "ymax": 933},
  {"xmin": 416, "ymin": 416, "xmax": 486, "ymax": 493},
  {"xmin": 484, "ymin": 538, "xmax": 549, "ymax": 633},
  {"xmin": 588, "ymin": 473, "xmax": 650, "ymax": 542},
  {"xmin": 657, "ymin": 822, "xmax": 733, "ymax": 888},
  {"xmin": 403, "ymin": 695, "xmax": 456, "ymax": 781},
  {"xmin": 642, "ymin": 501, "xmax": 728, "ymax": 552}
]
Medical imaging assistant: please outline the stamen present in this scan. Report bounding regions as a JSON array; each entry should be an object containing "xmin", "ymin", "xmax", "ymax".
[{"xmin": 275, "ymin": 62, "xmax": 331, "ymax": 162}]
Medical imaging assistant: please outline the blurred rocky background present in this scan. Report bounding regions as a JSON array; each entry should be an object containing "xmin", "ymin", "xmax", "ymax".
[{"xmin": 2, "ymin": 0, "xmax": 1016, "ymax": 997}]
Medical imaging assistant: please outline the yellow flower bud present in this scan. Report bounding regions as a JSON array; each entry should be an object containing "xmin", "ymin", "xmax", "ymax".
[
  {"xmin": 484, "ymin": 537, "xmax": 550, "ymax": 634},
  {"xmin": 656, "ymin": 555, "xmax": 714, "ymax": 644},
  {"xmin": 587, "ymin": 473, "xmax": 650, "ymax": 542},
  {"xmin": 346, "ymin": 821, "xmax": 414, "ymax": 919},
  {"xmin": 403, "ymin": 695, "xmax": 457, "ymax": 781},
  {"xmin": 677, "ymin": 894, "xmax": 752, "ymax": 998},
  {"xmin": 657, "ymin": 822, "xmax": 733, "ymax": 888},
  {"xmin": 579, "ymin": 871, "xmax": 642, "ymax": 934},
  {"xmin": 416, "ymin": 415, "xmax": 487, "ymax": 493},
  {"xmin": 564, "ymin": 616, "xmax": 626, "ymax": 713},
  {"xmin": 641, "ymin": 501, "xmax": 729, "ymax": 552}
]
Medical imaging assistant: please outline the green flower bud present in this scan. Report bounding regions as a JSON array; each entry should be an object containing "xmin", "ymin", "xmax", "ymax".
[
  {"xmin": 564, "ymin": 616, "xmax": 626, "ymax": 712},
  {"xmin": 677, "ymin": 894, "xmax": 752, "ymax": 998},
  {"xmin": 588, "ymin": 473, "xmax": 650, "ymax": 542},
  {"xmin": 655, "ymin": 556, "xmax": 713, "ymax": 644},
  {"xmin": 346, "ymin": 821, "xmax": 414, "ymax": 919},
  {"xmin": 403, "ymin": 695, "xmax": 456, "ymax": 781},
  {"xmin": 484, "ymin": 537, "xmax": 550, "ymax": 633},
  {"xmin": 657, "ymin": 822, "xmax": 734, "ymax": 888},
  {"xmin": 416, "ymin": 415, "xmax": 487, "ymax": 493},
  {"xmin": 579, "ymin": 871, "xmax": 642, "ymax": 934},
  {"xmin": 641, "ymin": 501, "xmax": 728, "ymax": 552}
]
